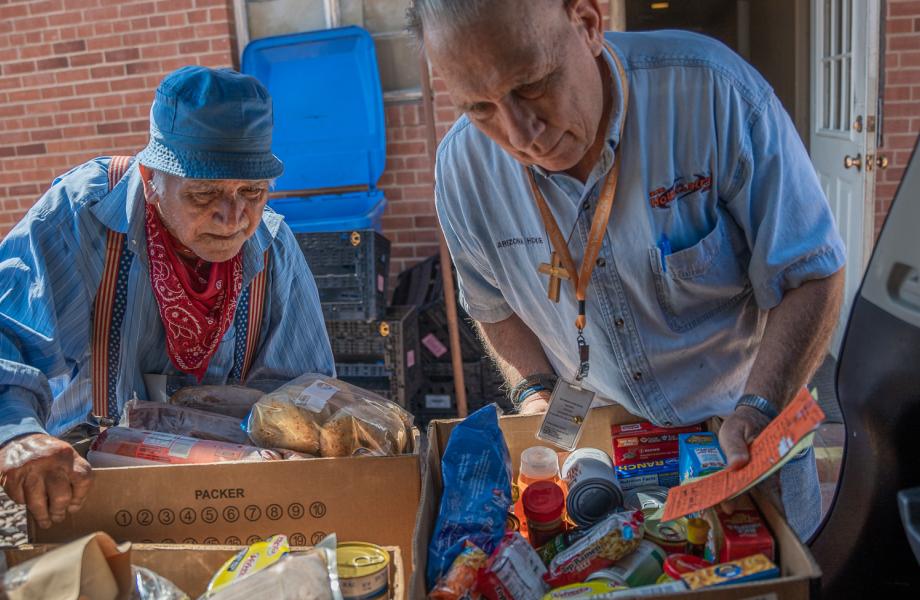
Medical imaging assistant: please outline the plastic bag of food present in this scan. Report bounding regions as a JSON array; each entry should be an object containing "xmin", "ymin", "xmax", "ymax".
[
  {"xmin": 429, "ymin": 541, "xmax": 487, "ymax": 600},
  {"xmin": 544, "ymin": 510, "xmax": 645, "ymax": 588},
  {"xmin": 87, "ymin": 427, "xmax": 281, "ymax": 467},
  {"xmin": 121, "ymin": 399, "xmax": 249, "ymax": 445},
  {"xmin": 426, "ymin": 404, "xmax": 512, "ymax": 589},
  {"xmin": 132, "ymin": 566, "xmax": 190, "ymax": 600},
  {"xmin": 169, "ymin": 385, "xmax": 264, "ymax": 419},
  {"xmin": 200, "ymin": 534, "xmax": 342, "ymax": 600},
  {"xmin": 477, "ymin": 533, "xmax": 548, "ymax": 600},
  {"xmin": 245, "ymin": 374, "xmax": 413, "ymax": 457}
]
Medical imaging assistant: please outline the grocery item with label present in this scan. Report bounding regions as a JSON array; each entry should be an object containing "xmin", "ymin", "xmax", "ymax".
[
  {"xmin": 168, "ymin": 384, "xmax": 264, "ymax": 418},
  {"xmin": 541, "ymin": 581, "xmax": 627, "ymax": 599},
  {"xmin": 685, "ymin": 518, "xmax": 711, "ymax": 558},
  {"xmin": 678, "ymin": 432, "xmax": 727, "ymax": 483},
  {"xmin": 544, "ymin": 510, "xmax": 645, "ymax": 588},
  {"xmin": 428, "ymin": 540, "xmax": 488, "ymax": 600},
  {"xmin": 622, "ymin": 486, "xmax": 668, "ymax": 519},
  {"xmin": 610, "ymin": 423, "xmax": 702, "ymax": 466},
  {"xmin": 86, "ymin": 427, "xmax": 280, "ymax": 467},
  {"xmin": 658, "ymin": 553, "xmax": 712, "ymax": 583},
  {"xmin": 513, "ymin": 446, "xmax": 562, "ymax": 537},
  {"xmin": 561, "ymin": 448, "xmax": 624, "ymax": 527},
  {"xmin": 643, "ymin": 517, "xmax": 688, "ymax": 554},
  {"xmin": 522, "ymin": 481, "xmax": 567, "ymax": 548},
  {"xmin": 121, "ymin": 398, "xmax": 251, "ymax": 445},
  {"xmin": 614, "ymin": 458, "xmax": 680, "ymax": 491},
  {"xmin": 245, "ymin": 374, "xmax": 413, "ymax": 457},
  {"xmin": 477, "ymin": 532, "xmax": 549, "ymax": 600},
  {"xmin": 427, "ymin": 404, "xmax": 513, "ymax": 589},
  {"xmin": 704, "ymin": 494, "xmax": 775, "ymax": 562},
  {"xmin": 535, "ymin": 528, "xmax": 590, "ymax": 564},
  {"xmin": 337, "ymin": 542, "xmax": 392, "ymax": 600},
  {"xmin": 679, "ymin": 553, "xmax": 779, "ymax": 590},
  {"xmin": 584, "ymin": 539, "xmax": 666, "ymax": 588}
]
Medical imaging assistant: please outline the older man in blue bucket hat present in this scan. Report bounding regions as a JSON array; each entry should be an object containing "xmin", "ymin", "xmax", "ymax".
[{"xmin": 0, "ymin": 66, "xmax": 334, "ymax": 528}]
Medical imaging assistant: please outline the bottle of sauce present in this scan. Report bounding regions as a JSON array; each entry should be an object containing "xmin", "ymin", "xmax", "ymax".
[
  {"xmin": 522, "ymin": 481, "xmax": 566, "ymax": 548},
  {"xmin": 686, "ymin": 517, "xmax": 710, "ymax": 558},
  {"xmin": 514, "ymin": 446, "xmax": 561, "ymax": 537}
]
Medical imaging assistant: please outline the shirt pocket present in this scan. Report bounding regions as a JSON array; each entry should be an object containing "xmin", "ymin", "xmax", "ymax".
[{"xmin": 648, "ymin": 215, "xmax": 752, "ymax": 332}]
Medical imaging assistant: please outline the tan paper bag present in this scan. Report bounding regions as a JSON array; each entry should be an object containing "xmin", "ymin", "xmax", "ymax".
[{"xmin": 1, "ymin": 532, "xmax": 132, "ymax": 600}]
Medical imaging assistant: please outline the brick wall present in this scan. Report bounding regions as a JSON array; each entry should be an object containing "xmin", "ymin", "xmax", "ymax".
[
  {"xmin": 0, "ymin": 0, "xmax": 237, "ymax": 235},
  {"xmin": 875, "ymin": 0, "xmax": 920, "ymax": 238}
]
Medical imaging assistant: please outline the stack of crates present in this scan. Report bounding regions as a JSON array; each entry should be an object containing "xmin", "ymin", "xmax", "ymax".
[{"xmin": 391, "ymin": 256, "xmax": 512, "ymax": 425}]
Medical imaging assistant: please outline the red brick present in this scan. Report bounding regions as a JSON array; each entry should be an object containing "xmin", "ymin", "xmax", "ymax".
[
  {"xmin": 53, "ymin": 40, "xmax": 86, "ymax": 54},
  {"xmin": 887, "ymin": 69, "xmax": 920, "ymax": 85},
  {"xmin": 8, "ymin": 89, "xmax": 41, "ymax": 103},
  {"xmin": 122, "ymin": 30, "xmax": 158, "ymax": 46},
  {"xmin": 885, "ymin": 102, "xmax": 920, "ymax": 117},
  {"xmin": 41, "ymin": 84, "xmax": 74, "ymax": 99},
  {"xmin": 0, "ymin": 104, "xmax": 26, "ymax": 118},
  {"xmin": 148, "ymin": 15, "xmax": 167, "ymax": 28},
  {"xmin": 414, "ymin": 215, "xmax": 439, "ymax": 228},
  {"xmin": 92, "ymin": 94, "xmax": 125, "ymax": 108},
  {"xmin": 125, "ymin": 60, "xmax": 162, "ymax": 75},
  {"xmin": 59, "ymin": 97, "xmax": 93, "ymax": 111},
  {"xmin": 110, "ymin": 76, "xmax": 147, "ymax": 91},
  {"xmin": 86, "ymin": 34, "xmax": 123, "ymax": 51},
  {"xmin": 55, "ymin": 67, "xmax": 92, "ymax": 84},
  {"xmin": 187, "ymin": 9, "xmax": 208, "ymax": 23},
  {"xmin": 96, "ymin": 122, "xmax": 129, "ymax": 135},
  {"xmin": 70, "ymin": 52, "xmax": 104, "ymax": 67},
  {"xmin": 141, "ymin": 44, "xmax": 179, "ymax": 59},
  {"xmin": 31, "ymin": 128, "xmax": 63, "ymax": 142},
  {"xmin": 0, "ymin": 4, "xmax": 29, "ymax": 19},
  {"xmin": 8, "ymin": 184, "xmax": 41, "ymax": 196},
  {"xmin": 891, "ymin": 35, "xmax": 920, "ymax": 52},
  {"xmin": 890, "ymin": 1, "xmax": 920, "ymax": 17},
  {"xmin": 36, "ymin": 56, "xmax": 69, "ymax": 71},
  {"xmin": 104, "ymin": 47, "xmax": 140, "ymax": 63},
  {"xmin": 19, "ymin": 44, "xmax": 53, "ymax": 60},
  {"xmin": 120, "ymin": 2, "xmax": 155, "ymax": 19},
  {"xmin": 4, "ymin": 61, "xmax": 36, "ymax": 75},
  {"xmin": 179, "ymin": 40, "xmax": 210, "ymax": 54},
  {"xmin": 15, "ymin": 143, "xmax": 46, "ymax": 156}
]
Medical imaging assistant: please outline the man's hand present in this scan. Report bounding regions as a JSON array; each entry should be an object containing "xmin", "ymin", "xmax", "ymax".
[
  {"xmin": 0, "ymin": 433, "xmax": 93, "ymax": 529},
  {"xmin": 518, "ymin": 390, "xmax": 551, "ymax": 415},
  {"xmin": 717, "ymin": 405, "xmax": 773, "ymax": 469}
]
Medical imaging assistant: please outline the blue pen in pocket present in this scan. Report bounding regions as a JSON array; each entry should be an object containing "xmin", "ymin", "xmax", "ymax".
[{"xmin": 657, "ymin": 233, "xmax": 672, "ymax": 272}]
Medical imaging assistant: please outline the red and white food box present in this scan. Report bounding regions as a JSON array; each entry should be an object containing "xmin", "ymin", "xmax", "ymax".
[
  {"xmin": 707, "ymin": 496, "xmax": 775, "ymax": 563},
  {"xmin": 611, "ymin": 422, "xmax": 702, "ymax": 466}
]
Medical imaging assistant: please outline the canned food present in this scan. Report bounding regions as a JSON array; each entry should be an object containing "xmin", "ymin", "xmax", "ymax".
[
  {"xmin": 560, "ymin": 448, "xmax": 623, "ymax": 527},
  {"xmin": 337, "ymin": 542, "xmax": 390, "ymax": 600},
  {"xmin": 644, "ymin": 517, "xmax": 688, "ymax": 554},
  {"xmin": 506, "ymin": 511, "xmax": 521, "ymax": 532},
  {"xmin": 584, "ymin": 539, "xmax": 666, "ymax": 587},
  {"xmin": 623, "ymin": 485, "xmax": 669, "ymax": 517}
]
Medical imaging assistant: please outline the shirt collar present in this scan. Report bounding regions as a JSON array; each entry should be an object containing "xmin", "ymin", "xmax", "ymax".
[
  {"xmin": 90, "ymin": 158, "xmax": 284, "ymax": 282},
  {"xmin": 532, "ymin": 42, "xmax": 628, "ymax": 188}
]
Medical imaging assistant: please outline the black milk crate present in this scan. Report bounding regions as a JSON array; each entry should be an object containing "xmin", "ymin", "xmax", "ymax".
[
  {"xmin": 296, "ymin": 230, "xmax": 390, "ymax": 321},
  {"xmin": 328, "ymin": 306, "xmax": 422, "ymax": 408},
  {"xmin": 412, "ymin": 359, "xmax": 512, "ymax": 425}
]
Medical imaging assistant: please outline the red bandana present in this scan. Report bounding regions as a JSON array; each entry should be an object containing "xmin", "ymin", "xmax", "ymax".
[{"xmin": 144, "ymin": 203, "xmax": 243, "ymax": 381}]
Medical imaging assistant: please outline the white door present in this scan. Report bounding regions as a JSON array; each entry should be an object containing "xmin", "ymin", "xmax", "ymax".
[{"xmin": 811, "ymin": 0, "xmax": 881, "ymax": 355}]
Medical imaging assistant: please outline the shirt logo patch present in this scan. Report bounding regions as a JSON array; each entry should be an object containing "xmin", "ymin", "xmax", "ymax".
[
  {"xmin": 496, "ymin": 236, "xmax": 545, "ymax": 250},
  {"xmin": 649, "ymin": 174, "xmax": 713, "ymax": 209}
]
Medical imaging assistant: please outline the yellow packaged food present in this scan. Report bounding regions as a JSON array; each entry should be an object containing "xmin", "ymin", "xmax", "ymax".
[
  {"xmin": 206, "ymin": 534, "xmax": 290, "ymax": 594},
  {"xmin": 681, "ymin": 553, "xmax": 779, "ymax": 590},
  {"xmin": 542, "ymin": 581, "xmax": 627, "ymax": 599}
]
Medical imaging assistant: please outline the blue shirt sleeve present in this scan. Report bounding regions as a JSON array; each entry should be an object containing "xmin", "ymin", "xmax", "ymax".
[
  {"xmin": 245, "ymin": 222, "xmax": 336, "ymax": 381},
  {"xmin": 723, "ymin": 93, "xmax": 847, "ymax": 310},
  {"xmin": 435, "ymin": 130, "xmax": 514, "ymax": 324}
]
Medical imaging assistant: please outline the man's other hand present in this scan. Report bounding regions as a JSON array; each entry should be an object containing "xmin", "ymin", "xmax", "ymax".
[
  {"xmin": 519, "ymin": 391, "xmax": 552, "ymax": 415},
  {"xmin": 718, "ymin": 405, "xmax": 773, "ymax": 469},
  {"xmin": 0, "ymin": 433, "xmax": 94, "ymax": 529}
]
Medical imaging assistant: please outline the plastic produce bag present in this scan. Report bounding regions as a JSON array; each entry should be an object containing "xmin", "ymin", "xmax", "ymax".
[
  {"xmin": 169, "ymin": 385, "xmax": 264, "ymax": 419},
  {"xmin": 132, "ymin": 566, "xmax": 190, "ymax": 600},
  {"xmin": 245, "ymin": 374, "xmax": 413, "ymax": 457},
  {"xmin": 87, "ymin": 427, "xmax": 281, "ymax": 467},
  {"xmin": 121, "ymin": 399, "xmax": 249, "ymax": 445},
  {"xmin": 426, "ymin": 404, "xmax": 512, "ymax": 589}
]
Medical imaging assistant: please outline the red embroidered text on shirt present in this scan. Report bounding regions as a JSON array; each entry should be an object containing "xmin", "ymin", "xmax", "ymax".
[{"xmin": 649, "ymin": 175, "xmax": 713, "ymax": 209}]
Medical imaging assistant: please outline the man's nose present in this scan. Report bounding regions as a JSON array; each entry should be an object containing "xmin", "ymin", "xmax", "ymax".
[
  {"xmin": 215, "ymin": 194, "xmax": 246, "ymax": 229},
  {"xmin": 500, "ymin": 99, "xmax": 544, "ymax": 153}
]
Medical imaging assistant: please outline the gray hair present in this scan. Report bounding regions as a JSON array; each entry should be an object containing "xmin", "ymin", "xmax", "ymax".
[
  {"xmin": 407, "ymin": 0, "xmax": 575, "ymax": 39},
  {"xmin": 148, "ymin": 169, "xmax": 277, "ymax": 195}
]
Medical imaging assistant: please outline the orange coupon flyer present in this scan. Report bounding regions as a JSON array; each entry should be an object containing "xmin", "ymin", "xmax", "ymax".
[{"xmin": 661, "ymin": 388, "xmax": 826, "ymax": 522}]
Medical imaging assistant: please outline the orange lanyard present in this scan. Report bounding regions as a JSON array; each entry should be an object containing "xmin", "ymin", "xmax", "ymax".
[{"xmin": 526, "ymin": 44, "xmax": 629, "ymax": 380}]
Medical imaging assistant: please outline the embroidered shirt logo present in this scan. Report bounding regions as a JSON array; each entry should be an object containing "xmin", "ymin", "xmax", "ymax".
[
  {"xmin": 649, "ymin": 174, "xmax": 713, "ymax": 209},
  {"xmin": 496, "ymin": 236, "xmax": 545, "ymax": 250}
]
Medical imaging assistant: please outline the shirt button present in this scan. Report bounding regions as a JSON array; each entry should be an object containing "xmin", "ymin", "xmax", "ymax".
[
  {"xmin": 633, "ymin": 372, "xmax": 642, "ymax": 381},
  {"xmin": 664, "ymin": 421, "xmax": 673, "ymax": 427},
  {"xmin": 582, "ymin": 200, "xmax": 591, "ymax": 210},
  {"xmin": 615, "ymin": 318, "xmax": 625, "ymax": 328},
  {"xmin": 596, "ymin": 257, "xmax": 606, "ymax": 267}
]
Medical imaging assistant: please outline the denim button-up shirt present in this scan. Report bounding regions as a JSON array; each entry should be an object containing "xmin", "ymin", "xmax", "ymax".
[
  {"xmin": 0, "ymin": 157, "xmax": 334, "ymax": 444},
  {"xmin": 436, "ymin": 30, "xmax": 846, "ymax": 426}
]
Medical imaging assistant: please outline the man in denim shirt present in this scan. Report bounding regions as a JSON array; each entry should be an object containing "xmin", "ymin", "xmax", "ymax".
[
  {"xmin": 0, "ymin": 67, "xmax": 333, "ymax": 530},
  {"xmin": 409, "ymin": 0, "xmax": 845, "ymax": 539}
]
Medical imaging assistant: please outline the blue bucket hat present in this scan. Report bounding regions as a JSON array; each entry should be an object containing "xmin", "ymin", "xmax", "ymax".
[{"xmin": 137, "ymin": 66, "xmax": 284, "ymax": 180}]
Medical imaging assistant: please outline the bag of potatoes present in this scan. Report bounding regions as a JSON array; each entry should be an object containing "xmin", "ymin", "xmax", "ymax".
[{"xmin": 245, "ymin": 374, "xmax": 414, "ymax": 458}]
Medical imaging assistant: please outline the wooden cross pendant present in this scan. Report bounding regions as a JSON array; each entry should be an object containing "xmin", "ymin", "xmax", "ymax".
[{"xmin": 538, "ymin": 251, "xmax": 571, "ymax": 302}]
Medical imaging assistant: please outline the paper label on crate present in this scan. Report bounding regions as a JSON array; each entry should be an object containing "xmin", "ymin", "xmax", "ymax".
[
  {"xmin": 293, "ymin": 381, "xmax": 339, "ymax": 413},
  {"xmin": 425, "ymin": 394, "xmax": 451, "ymax": 410},
  {"xmin": 537, "ymin": 379, "xmax": 595, "ymax": 451},
  {"xmin": 421, "ymin": 333, "xmax": 448, "ymax": 358},
  {"xmin": 662, "ymin": 388, "xmax": 824, "ymax": 522},
  {"xmin": 406, "ymin": 350, "xmax": 416, "ymax": 368},
  {"xmin": 377, "ymin": 274, "xmax": 385, "ymax": 292}
]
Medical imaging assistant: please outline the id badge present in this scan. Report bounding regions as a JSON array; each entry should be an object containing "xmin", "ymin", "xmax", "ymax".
[{"xmin": 536, "ymin": 379, "xmax": 596, "ymax": 450}]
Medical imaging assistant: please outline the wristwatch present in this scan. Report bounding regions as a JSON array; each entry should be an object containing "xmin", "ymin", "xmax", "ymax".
[
  {"xmin": 735, "ymin": 394, "xmax": 779, "ymax": 420},
  {"xmin": 510, "ymin": 373, "xmax": 558, "ymax": 412}
]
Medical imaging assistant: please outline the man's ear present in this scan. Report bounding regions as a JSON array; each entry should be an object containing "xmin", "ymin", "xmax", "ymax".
[
  {"xmin": 138, "ymin": 164, "xmax": 156, "ymax": 202},
  {"xmin": 566, "ymin": 0, "xmax": 605, "ymax": 57}
]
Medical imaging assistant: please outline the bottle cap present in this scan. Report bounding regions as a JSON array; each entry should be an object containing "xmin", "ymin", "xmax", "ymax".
[
  {"xmin": 520, "ymin": 446, "xmax": 560, "ymax": 480},
  {"xmin": 522, "ymin": 481, "xmax": 565, "ymax": 523},
  {"xmin": 686, "ymin": 517, "xmax": 710, "ymax": 545}
]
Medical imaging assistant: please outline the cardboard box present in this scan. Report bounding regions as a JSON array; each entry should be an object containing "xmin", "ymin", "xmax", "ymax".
[
  {"xmin": 32, "ymin": 433, "xmax": 421, "ymax": 589},
  {"xmin": 5, "ymin": 542, "xmax": 405, "ymax": 599},
  {"xmin": 411, "ymin": 405, "xmax": 821, "ymax": 598}
]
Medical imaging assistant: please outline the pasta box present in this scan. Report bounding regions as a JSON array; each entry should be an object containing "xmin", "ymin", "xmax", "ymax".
[{"xmin": 411, "ymin": 404, "xmax": 821, "ymax": 598}]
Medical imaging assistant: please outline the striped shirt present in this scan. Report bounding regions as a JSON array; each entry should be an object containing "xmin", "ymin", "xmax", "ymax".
[{"xmin": 0, "ymin": 157, "xmax": 334, "ymax": 445}]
